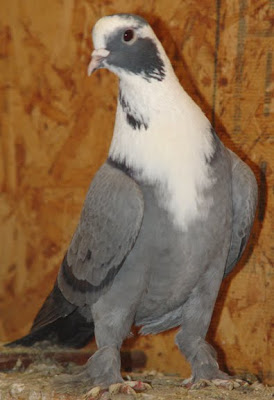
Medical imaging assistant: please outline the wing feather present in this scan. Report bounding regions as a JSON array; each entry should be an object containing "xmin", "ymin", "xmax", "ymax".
[
  {"xmin": 224, "ymin": 149, "xmax": 258, "ymax": 277},
  {"xmin": 58, "ymin": 161, "xmax": 144, "ymax": 305}
]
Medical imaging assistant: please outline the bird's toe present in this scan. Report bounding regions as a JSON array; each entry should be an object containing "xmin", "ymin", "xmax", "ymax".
[
  {"xmin": 84, "ymin": 381, "xmax": 151, "ymax": 399},
  {"xmin": 109, "ymin": 381, "xmax": 151, "ymax": 396},
  {"xmin": 211, "ymin": 378, "xmax": 249, "ymax": 390},
  {"xmin": 184, "ymin": 377, "xmax": 249, "ymax": 391}
]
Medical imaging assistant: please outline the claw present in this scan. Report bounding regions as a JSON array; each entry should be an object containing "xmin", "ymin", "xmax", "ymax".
[
  {"xmin": 109, "ymin": 381, "xmax": 151, "ymax": 396},
  {"xmin": 189, "ymin": 379, "xmax": 209, "ymax": 390},
  {"xmin": 186, "ymin": 377, "xmax": 250, "ymax": 391},
  {"xmin": 84, "ymin": 381, "xmax": 151, "ymax": 399},
  {"xmin": 126, "ymin": 380, "xmax": 152, "ymax": 392},
  {"xmin": 84, "ymin": 386, "xmax": 112, "ymax": 400},
  {"xmin": 182, "ymin": 376, "xmax": 194, "ymax": 388},
  {"xmin": 109, "ymin": 382, "xmax": 135, "ymax": 395},
  {"xmin": 85, "ymin": 386, "xmax": 101, "ymax": 399}
]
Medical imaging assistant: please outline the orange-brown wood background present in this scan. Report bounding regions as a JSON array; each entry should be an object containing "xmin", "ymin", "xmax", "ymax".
[{"xmin": 0, "ymin": 0, "xmax": 273, "ymax": 385}]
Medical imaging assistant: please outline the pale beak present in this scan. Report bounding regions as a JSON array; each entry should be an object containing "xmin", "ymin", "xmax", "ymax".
[{"xmin": 87, "ymin": 48, "xmax": 110, "ymax": 76}]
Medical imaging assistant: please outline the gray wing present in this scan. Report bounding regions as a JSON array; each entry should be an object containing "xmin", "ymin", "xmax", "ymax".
[
  {"xmin": 58, "ymin": 161, "xmax": 144, "ymax": 305},
  {"xmin": 224, "ymin": 149, "xmax": 258, "ymax": 277}
]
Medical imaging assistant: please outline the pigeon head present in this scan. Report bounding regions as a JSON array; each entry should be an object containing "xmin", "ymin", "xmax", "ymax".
[{"xmin": 88, "ymin": 14, "xmax": 167, "ymax": 82}]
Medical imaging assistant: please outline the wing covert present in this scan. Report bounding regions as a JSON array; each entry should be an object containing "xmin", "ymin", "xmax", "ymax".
[
  {"xmin": 224, "ymin": 149, "xmax": 258, "ymax": 277},
  {"xmin": 58, "ymin": 161, "xmax": 144, "ymax": 304}
]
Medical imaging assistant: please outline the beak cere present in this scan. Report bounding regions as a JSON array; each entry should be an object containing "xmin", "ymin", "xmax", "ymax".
[{"xmin": 87, "ymin": 48, "xmax": 110, "ymax": 76}]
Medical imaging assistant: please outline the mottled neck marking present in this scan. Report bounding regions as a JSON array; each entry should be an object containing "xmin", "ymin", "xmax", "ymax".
[
  {"xmin": 107, "ymin": 157, "xmax": 134, "ymax": 177},
  {"xmin": 119, "ymin": 90, "xmax": 149, "ymax": 131}
]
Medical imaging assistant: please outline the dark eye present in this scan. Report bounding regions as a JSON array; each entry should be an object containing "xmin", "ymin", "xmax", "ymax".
[{"xmin": 123, "ymin": 29, "xmax": 135, "ymax": 42}]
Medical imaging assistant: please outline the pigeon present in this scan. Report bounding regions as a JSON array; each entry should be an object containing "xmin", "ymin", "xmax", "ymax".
[{"xmin": 8, "ymin": 13, "xmax": 258, "ymax": 391}]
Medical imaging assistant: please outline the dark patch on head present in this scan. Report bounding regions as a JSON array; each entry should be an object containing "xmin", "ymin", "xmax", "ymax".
[
  {"xmin": 119, "ymin": 91, "xmax": 148, "ymax": 131},
  {"xmin": 106, "ymin": 29, "xmax": 165, "ymax": 82}
]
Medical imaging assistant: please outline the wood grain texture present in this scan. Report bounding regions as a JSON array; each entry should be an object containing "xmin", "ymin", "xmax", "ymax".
[{"xmin": 0, "ymin": 0, "xmax": 273, "ymax": 384}]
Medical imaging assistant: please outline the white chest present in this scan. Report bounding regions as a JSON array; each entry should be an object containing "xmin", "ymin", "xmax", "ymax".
[{"xmin": 109, "ymin": 76, "xmax": 216, "ymax": 231}]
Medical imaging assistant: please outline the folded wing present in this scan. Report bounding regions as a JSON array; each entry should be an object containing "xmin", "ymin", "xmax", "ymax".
[
  {"xmin": 57, "ymin": 161, "xmax": 144, "ymax": 307},
  {"xmin": 224, "ymin": 150, "xmax": 258, "ymax": 277}
]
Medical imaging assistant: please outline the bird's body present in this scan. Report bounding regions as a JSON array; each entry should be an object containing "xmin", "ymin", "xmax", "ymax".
[{"xmin": 9, "ymin": 13, "xmax": 258, "ymax": 390}]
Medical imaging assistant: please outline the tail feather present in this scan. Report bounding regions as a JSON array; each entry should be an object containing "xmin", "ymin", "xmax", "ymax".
[
  {"xmin": 31, "ymin": 282, "xmax": 75, "ymax": 332},
  {"xmin": 6, "ymin": 282, "xmax": 94, "ymax": 349}
]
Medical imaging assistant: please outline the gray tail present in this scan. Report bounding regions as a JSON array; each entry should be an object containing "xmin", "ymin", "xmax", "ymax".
[{"xmin": 6, "ymin": 283, "xmax": 94, "ymax": 349}]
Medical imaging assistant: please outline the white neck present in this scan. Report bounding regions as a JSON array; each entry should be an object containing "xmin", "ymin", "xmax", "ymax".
[{"xmin": 109, "ymin": 57, "xmax": 215, "ymax": 231}]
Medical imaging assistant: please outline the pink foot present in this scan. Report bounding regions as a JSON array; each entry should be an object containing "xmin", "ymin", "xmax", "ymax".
[
  {"xmin": 183, "ymin": 377, "xmax": 249, "ymax": 390},
  {"xmin": 85, "ymin": 381, "xmax": 151, "ymax": 399}
]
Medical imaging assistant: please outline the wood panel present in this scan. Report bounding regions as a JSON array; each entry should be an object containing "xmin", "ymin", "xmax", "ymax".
[{"xmin": 0, "ymin": 0, "xmax": 273, "ymax": 384}]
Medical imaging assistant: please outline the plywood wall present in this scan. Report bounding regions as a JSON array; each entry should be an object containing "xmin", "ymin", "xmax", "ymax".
[{"xmin": 0, "ymin": 0, "xmax": 273, "ymax": 385}]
